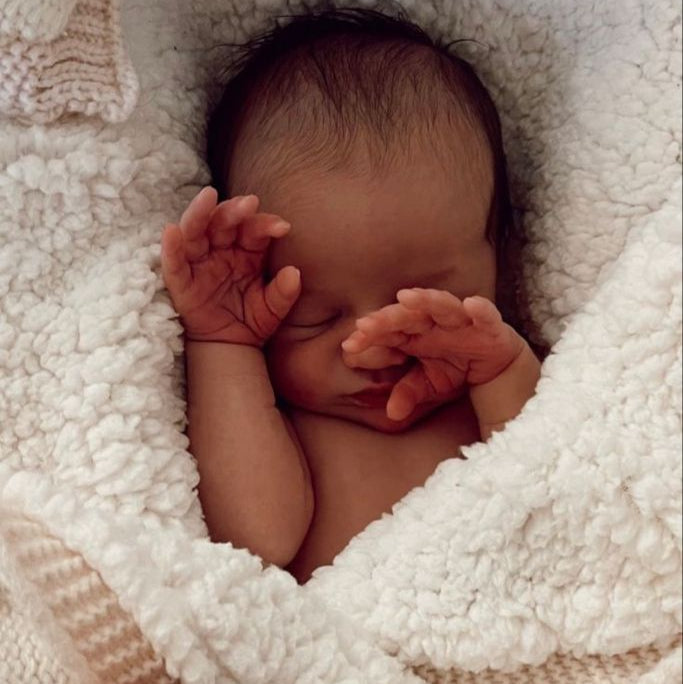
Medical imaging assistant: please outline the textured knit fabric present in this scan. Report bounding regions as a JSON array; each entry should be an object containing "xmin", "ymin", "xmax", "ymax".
[
  {"xmin": 0, "ymin": 0, "xmax": 138, "ymax": 123},
  {"xmin": 0, "ymin": 0, "xmax": 680, "ymax": 682},
  {"xmin": 0, "ymin": 509, "xmax": 176, "ymax": 684},
  {"xmin": 415, "ymin": 638, "xmax": 683, "ymax": 683},
  {"xmin": 0, "ymin": 589, "xmax": 73, "ymax": 684},
  {"xmin": 1, "ymin": 507, "xmax": 680, "ymax": 684}
]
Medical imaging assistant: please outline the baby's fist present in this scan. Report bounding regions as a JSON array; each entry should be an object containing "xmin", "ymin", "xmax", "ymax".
[
  {"xmin": 395, "ymin": 290, "xmax": 524, "ymax": 386},
  {"xmin": 342, "ymin": 289, "xmax": 526, "ymax": 421},
  {"xmin": 161, "ymin": 187, "xmax": 301, "ymax": 346}
]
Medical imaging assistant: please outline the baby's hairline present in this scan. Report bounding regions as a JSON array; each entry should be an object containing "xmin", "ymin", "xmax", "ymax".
[
  {"xmin": 219, "ymin": 38, "xmax": 491, "ymax": 189},
  {"xmin": 207, "ymin": 7, "xmax": 512, "ymax": 245},
  {"xmin": 226, "ymin": 119, "xmax": 495, "ymax": 212}
]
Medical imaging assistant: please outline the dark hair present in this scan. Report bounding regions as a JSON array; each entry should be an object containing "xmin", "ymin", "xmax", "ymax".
[{"xmin": 207, "ymin": 6, "xmax": 512, "ymax": 245}]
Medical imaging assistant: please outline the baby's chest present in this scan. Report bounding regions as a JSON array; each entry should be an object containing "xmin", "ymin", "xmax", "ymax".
[{"xmin": 286, "ymin": 400, "xmax": 478, "ymax": 582}]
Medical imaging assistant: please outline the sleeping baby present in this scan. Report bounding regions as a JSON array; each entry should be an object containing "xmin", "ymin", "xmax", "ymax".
[{"xmin": 160, "ymin": 7, "xmax": 541, "ymax": 583}]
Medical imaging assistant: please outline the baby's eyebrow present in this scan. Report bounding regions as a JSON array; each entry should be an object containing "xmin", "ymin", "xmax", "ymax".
[
  {"xmin": 295, "ymin": 281, "xmax": 335, "ymax": 298},
  {"xmin": 289, "ymin": 289, "xmax": 333, "ymax": 308},
  {"xmin": 426, "ymin": 266, "xmax": 456, "ymax": 281},
  {"xmin": 403, "ymin": 266, "xmax": 456, "ymax": 287}
]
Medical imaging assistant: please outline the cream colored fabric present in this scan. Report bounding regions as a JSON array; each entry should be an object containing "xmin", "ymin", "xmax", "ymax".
[
  {"xmin": 1, "ymin": 507, "xmax": 680, "ymax": 684},
  {"xmin": 0, "ymin": 509, "xmax": 175, "ymax": 684},
  {"xmin": 415, "ymin": 639, "xmax": 683, "ymax": 683},
  {"xmin": 0, "ymin": 0, "xmax": 138, "ymax": 123},
  {"xmin": 0, "ymin": 588, "xmax": 73, "ymax": 684}
]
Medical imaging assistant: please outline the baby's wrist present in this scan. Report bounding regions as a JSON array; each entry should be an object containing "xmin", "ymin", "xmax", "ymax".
[
  {"xmin": 466, "ymin": 327, "xmax": 526, "ymax": 387},
  {"xmin": 184, "ymin": 332, "xmax": 254, "ymax": 346},
  {"xmin": 185, "ymin": 339, "xmax": 271, "ymax": 385},
  {"xmin": 469, "ymin": 341, "xmax": 541, "ymax": 435},
  {"xmin": 182, "ymin": 328, "xmax": 269, "ymax": 348}
]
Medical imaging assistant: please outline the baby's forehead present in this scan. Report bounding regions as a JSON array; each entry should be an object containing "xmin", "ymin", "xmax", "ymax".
[{"xmin": 266, "ymin": 160, "xmax": 491, "ymax": 288}]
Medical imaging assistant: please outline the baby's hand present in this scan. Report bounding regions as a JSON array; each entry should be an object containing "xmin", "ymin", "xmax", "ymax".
[
  {"xmin": 342, "ymin": 289, "xmax": 525, "ymax": 421},
  {"xmin": 161, "ymin": 187, "xmax": 300, "ymax": 346}
]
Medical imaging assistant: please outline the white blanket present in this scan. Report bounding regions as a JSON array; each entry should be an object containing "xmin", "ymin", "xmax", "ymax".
[{"xmin": 0, "ymin": 0, "xmax": 681, "ymax": 682}]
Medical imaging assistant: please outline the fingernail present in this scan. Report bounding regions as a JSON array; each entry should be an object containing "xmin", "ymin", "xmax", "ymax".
[
  {"xmin": 235, "ymin": 194, "xmax": 257, "ymax": 210},
  {"xmin": 200, "ymin": 186, "xmax": 219, "ymax": 202},
  {"xmin": 272, "ymin": 221, "xmax": 291, "ymax": 233}
]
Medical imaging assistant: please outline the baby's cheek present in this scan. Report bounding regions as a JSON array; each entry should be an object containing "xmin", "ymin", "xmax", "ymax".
[{"xmin": 266, "ymin": 337, "xmax": 330, "ymax": 408}]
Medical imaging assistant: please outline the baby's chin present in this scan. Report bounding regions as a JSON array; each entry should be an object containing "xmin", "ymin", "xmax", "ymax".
[{"xmin": 279, "ymin": 392, "xmax": 453, "ymax": 433}]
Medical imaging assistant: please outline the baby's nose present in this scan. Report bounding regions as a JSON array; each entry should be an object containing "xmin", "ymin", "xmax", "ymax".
[{"xmin": 341, "ymin": 344, "xmax": 412, "ymax": 382}]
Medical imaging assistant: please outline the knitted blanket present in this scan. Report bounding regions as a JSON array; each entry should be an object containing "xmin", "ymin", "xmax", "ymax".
[
  {"xmin": 0, "ymin": 0, "xmax": 138, "ymax": 122},
  {"xmin": 0, "ymin": 0, "xmax": 681, "ymax": 682}
]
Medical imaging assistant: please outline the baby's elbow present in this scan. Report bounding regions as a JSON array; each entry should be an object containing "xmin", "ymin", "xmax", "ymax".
[
  {"xmin": 265, "ymin": 494, "xmax": 314, "ymax": 567},
  {"xmin": 208, "ymin": 529, "xmax": 295, "ymax": 568},
  {"xmin": 253, "ymin": 520, "xmax": 312, "ymax": 568},
  {"xmin": 258, "ymin": 539, "xmax": 300, "ymax": 569},
  {"xmin": 211, "ymin": 496, "xmax": 313, "ymax": 569}
]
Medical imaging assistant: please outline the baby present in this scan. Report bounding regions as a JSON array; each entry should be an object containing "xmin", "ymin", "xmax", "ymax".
[{"xmin": 160, "ymin": 8, "xmax": 540, "ymax": 583}]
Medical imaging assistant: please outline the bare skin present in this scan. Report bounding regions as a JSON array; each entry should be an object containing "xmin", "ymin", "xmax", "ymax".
[{"xmin": 161, "ymin": 159, "xmax": 541, "ymax": 583}]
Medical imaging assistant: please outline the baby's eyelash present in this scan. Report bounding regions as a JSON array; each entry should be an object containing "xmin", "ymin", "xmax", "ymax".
[{"xmin": 287, "ymin": 313, "xmax": 340, "ymax": 328}]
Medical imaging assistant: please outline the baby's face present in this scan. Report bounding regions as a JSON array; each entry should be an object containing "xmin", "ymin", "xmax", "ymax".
[{"xmin": 261, "ymin": 156, "xmax": 495, "ymax": 433}]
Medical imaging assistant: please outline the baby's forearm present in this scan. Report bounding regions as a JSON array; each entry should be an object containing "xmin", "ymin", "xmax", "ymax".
[
  {"xmin": 469, "ymin": 343, "xmax": 541, "ymax": 441},
  {"xmin": 185, "ymin": 341, "xmax": 313, "ymax": 566}
]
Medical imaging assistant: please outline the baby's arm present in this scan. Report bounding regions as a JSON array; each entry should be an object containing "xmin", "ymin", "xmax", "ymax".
[
  {"xmin": 185, "ymin": 342, "xmax": 313, "ymax": 565},
  {"xmin": 161, "ymin": 187, "xmax": 312, "ymax": 566},
  {"xmin": 343, "ymin": 289, "xmax": 541, "ymax": 440},
  {"xmin": 468, "ymin": 339, "xmax": 540, "ymax": 440}
]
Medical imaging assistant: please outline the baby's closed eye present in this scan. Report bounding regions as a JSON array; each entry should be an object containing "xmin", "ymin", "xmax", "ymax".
[
  {"xmin": 281, "ymin": 310, "xmax": 342, "ymax": 337},
  {"xmin": 285, "ymin": 307, "xmax": 340, "ymax": 326}
]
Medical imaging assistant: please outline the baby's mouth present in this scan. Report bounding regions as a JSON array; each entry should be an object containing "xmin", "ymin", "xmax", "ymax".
[{"xmin": 346, "ymin": 385, "xmax": 394, "ymax": 409}]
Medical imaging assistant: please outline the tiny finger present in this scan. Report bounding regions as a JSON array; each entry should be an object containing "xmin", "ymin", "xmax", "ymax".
[
  {"xmin": 226, "ymin": 194, "xmax": 260, "ymax": 223},
  {"xmin": 262, "ymin": 266, "xmax": 302, "ymax": 323},
  {"xmin": 357, "ymin": 303, "xmax": 429, "ymax": 335},
  {"xmin": 342, "ymin": 344, "xmax": 408, "ymax": 370},
  {"xmin": 206, "ymin": 195, "xmax": 262, "ymax": 245},
  {"xmin": 386, "ymin": 367, "xmax": 437, "ymax": 420},
  {"xmin": 238, "ymin": 214, "xmax": 291, "ymax": 252},
  {"xmin": 463, "ymin": 296, "xmax": 501, "ymax": 328},
  {"xmin": 179, "ymin": 186, "xmax": 218, "ymax": 239},
  {"xmin": 386, "ymin": 383, "xmax": 418, "ymax": 421},
  {"xmin": 346, "ymin": 327, "xmax": 412, "ymax": 351},
  {"xmin": 178, "ymin": 187, "xmax": 219, "ymax": 262},
  {"xmin": 161, "ymin": 223, "xmax": 192, "ymax": 293},
  {"xmin": 341, "ymin": 330, "xmax": 371, "ymax": 353},
  {"xmin": 241, "ymin": 266, "xmax": 301, "ymax": 342},
  {"xmin": 397, "ymin": 288, "xmax": 468, "ymax": 328}
]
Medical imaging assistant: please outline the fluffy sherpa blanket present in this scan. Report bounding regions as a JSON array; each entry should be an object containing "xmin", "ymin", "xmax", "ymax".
[{"xmin": 0, "ymin": 0, "xmax": 681, "ymax": 682}]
